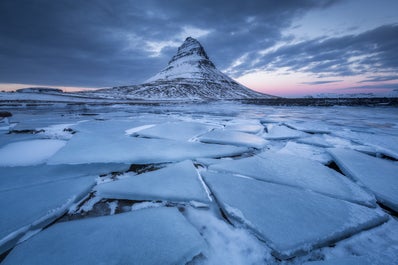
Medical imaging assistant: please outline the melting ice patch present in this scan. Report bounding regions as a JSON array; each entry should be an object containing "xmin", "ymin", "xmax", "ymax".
[
  {"xmin": 2, "ymin": 208, "xmax": 207, "ymax": 265},
  {"xmin": 0, "ymin": 139, "xmax": 66, "ymax": 166},
  {"xmin": 202, "ymin": 172, "xmax": 388, "ymax": 259}
]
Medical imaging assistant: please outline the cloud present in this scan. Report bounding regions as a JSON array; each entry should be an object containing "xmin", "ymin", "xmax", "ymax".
[
  {"xmin": 231, "ymin": 24, "xmax": 398, "ymax": 79},
  {"xmin": 0, "ymin": 0, "xmax": 340, "ymax": 87},
  {"xmin": 301, "ymin": 80, "xmax": 343, "ymax": 85},
  {"xmin": 358, "ymin": 75, "xmax": 398, "ymax": 83},
  {"xmin": 338, "ymin": 83, "xmax": 398, "ymax": 90}
]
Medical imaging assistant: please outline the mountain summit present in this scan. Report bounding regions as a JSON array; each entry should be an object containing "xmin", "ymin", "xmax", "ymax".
[{"xmin": 96, "ymin": 37, "xmax": 275, "ymax": 100}]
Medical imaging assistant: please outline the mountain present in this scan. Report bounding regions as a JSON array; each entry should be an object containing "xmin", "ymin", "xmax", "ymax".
[{"xmin": 91, "ymin": 37, "xmax": 275, "ymax": 100}]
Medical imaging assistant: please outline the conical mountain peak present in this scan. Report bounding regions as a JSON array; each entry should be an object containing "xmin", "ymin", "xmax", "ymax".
[
  {"xmin": 100, "ymin": 37, "xmax": 276, "ymax": 99},
  {"xmin": 168, "ymin": 37, "xmax": 214, "ymax": 67}
]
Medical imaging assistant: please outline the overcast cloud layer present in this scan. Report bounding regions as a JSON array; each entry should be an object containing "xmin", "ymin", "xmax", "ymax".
[{"xmin": 0, "ymin": 0, "xmax": 397, "ymax": 95}]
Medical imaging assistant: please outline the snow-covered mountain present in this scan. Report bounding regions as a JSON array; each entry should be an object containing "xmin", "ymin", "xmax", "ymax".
[{"xmin": 92, "ymin": 37, "xmax": 275, "ymax": 100}]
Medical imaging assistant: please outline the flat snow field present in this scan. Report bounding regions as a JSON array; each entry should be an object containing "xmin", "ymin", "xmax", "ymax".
[{"xmin": 0, "ymin": 101, "xmax": 397, "ymax": 265}]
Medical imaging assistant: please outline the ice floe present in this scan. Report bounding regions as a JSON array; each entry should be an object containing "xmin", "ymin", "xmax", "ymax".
[
  {"xmin": 224, "ymin": 119, "xmax": 264, "ymax": 134},
  {"xmin": 302, "ymin": 256, "xmax": 372, "ymax": 265},
  {"xmin": 202, "ymin": 172, "xmax": 388, "ymax": 259},
  {"xmin": 131, "ymin": 121, "xmax": 212, "ymax": 141},
  {"xmin": 209, "ymin": 153, "xmax": 375, "ymax": 207},
  {"xmin": 329, "ymin": 148, "xmax": 398, "ymax": 212},
  {"xmin": 198, "ymin": 129, "xmax": 267, "ymax": 149},
  {"xmin": 0, "ymin": 176, "xmax": 96, "ymax": 254},
  {"xmin": 263, "ymin": 124, "xmax": 309, "ymax": 140},
  {"xmin": 284, "ymin": 121, "xmax": 332, "ymax": 134},
  {"xmin": 277, "ymin": 141, "xmax": 332, "ymax": 164},
  {"xmin": 47, "ymin": 133, "xmax": 248, "ymax": 165},
  {"xmin": 0, "ymin": 139, "xmax": 66, "ymax": 166},
  {"xmin": 0, "ymin": 163, "xmax": 129, "ymax": 191},
  {"xmin": 2, "ymin": 207, "xmax": 206, "ymax": 265},
  {"xmin": 96, "ymin": 160, "xmax": 210, "ymax": 204}
]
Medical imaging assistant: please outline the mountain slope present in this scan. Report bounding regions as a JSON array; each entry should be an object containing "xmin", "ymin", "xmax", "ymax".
[{"xmin": 93, "ymin": 37, "xmax": 276, "ymax": 100}]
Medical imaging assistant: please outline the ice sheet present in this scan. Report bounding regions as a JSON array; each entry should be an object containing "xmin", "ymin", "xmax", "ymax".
[
  {"xmin": 209, "ymin": 153, "xmax": 375, "ymax": 207},
  {"xmin": 277, "ymin": 141, "xmax": 332, "ymax": 164},
  {"xmin": 284, "ymin": 121, "xmax": 332, "ymax": 134},
  {"xmin": 0, "ymin": 139, "xmax": 66, "ymax": 166},
  {"xmin": 333, "ymin": 131, "xmax": 398, "ymax": 159},
  {"xmin": 132, "ymin": 121, "xmax": 212, "ymax": 141},
  {"xmin": 302, "ymin": 256, "xmax": 372, "ymax": 265},
  {"xmin": 329, "ymin": 148, "xmax": 398, "ymax": 212},
  {"xmin": 0, "ymin": 176, "xmax": 96, "ymax": 254},
  {"xmin": 96, "ymin": 161, "xmax": 210, "ymax": 204},
  {"xmin": 203, "ymin": 172, "xmax": 388, "ymax": 259},
  {"xmin": 47, "ymin": 132, "xmax": 248, "ymax": 165},
  {"xmin": 199, "ymin": 129, "xmax": 267, "ymax": 149},
  {"xmin": 2, "ymin": 208, "xmax": 206, "ymax": 265},
  {"xmin": 263, "ymin": 125, "xmax": 308, "ymax": 140},
  {"xmin": 224, "ymin": 119, "xmax": 263, "ymax": 134},
  {"xmin": 0, "ymin": 163, "xmax": 129, "ymax": 191}
]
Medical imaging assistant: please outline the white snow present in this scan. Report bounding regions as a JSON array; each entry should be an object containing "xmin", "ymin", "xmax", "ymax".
[
  {"xmin": 2, "ymin": 207, "xmax": 207, "ymax": 265},
  {"xmin": 202, "ymin": 171, "xmax": 388, "ymax": 259},
  {"xmin": 0, "ymin": 139, "xmax": 66, "ymax": 166},
  {"xmin": 183, "ymin": 207, "xmax": 271, "ymax": 265},
  {"xmin": 96, "ymin": 161, "xmax": 210, "ymax": 204},
  {"xmin": 329, "ymin": 148, "xmax": 398, "ymax": 212},
  {"xmin": 0, "ymin": 176, "xmax": 96, "ymax": 255},
  {"xmin": 209, "ymin": 153, "xmax": 375, "ymax": 207},
  {"xmin": 199, "ymin": 129, "xmax": 267, "ymax": 149}
]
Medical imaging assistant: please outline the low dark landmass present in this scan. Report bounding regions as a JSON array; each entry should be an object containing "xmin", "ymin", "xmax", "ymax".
[
  {"xmin": 237, "ymin": 97, "xmax": 398, "ymax": 106},
  {"xmin": 0, "ymin": 97, "xmax": 397, "ymax": 107}
]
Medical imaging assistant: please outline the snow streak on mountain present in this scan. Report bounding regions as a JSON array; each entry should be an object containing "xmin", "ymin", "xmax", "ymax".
[{"xmin": 95, "ymin": 37, "xmax": 276, "ymax": 100}]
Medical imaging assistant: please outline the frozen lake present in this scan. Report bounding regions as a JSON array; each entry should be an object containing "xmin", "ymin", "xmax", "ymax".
[{"xmin": 0, "ymin": 102, "xmax": 397, "ymax": 264}]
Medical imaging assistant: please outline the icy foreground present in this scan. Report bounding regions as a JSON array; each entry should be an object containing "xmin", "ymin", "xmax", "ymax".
[
  {"xmin": 0, "ymin": 103, "xmax": 398, "ymax": 264},
  {"xmin": 203, "ymin": 171, "xmax": 387, "ymax": 259},
  {"xmin": 2, "ymin": 208, "xmax": 206, "ymax": 265}
]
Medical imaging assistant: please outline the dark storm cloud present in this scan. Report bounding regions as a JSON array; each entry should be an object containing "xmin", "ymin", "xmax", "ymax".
[
  {"xmin": 301, "ymin": 80, "xmax": 342, "ymax": 85},
  {"xmin": 0, "ymin": 0, "xmax": 339, "ymax": 87},
  {"xmin": 358, "ymin": 75, "xmax": 398, "ymax": 83},
  {"xmin": 239, "ymin": 24, "xmax": 398, "ymax": 78}
]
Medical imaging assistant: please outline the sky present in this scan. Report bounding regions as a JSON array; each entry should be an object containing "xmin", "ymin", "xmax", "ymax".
[{"xmin": 0, "ymin": 0, "xmax": 397, "ymax": 97}]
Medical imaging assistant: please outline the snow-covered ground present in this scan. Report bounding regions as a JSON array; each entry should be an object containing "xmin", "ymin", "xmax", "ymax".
[{"xmin": 0, "ymin": 102, "xmax": 397, "ymax": 264}]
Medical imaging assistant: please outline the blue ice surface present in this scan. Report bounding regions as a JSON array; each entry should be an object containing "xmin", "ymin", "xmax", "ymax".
[
  {"xmin": 96, "ymin": 160, "xmax": 210, "ymax": 204},
  {"xmin": 203, "ymin": 171, "xmax": 388, "ymax": 259},
  {"xmin": 2, "ymin": 207, "xmax": 207, "ymax": 265},
  {"xmin": 329, "ymin": 148, "xmax": 398, "ymax": 212},
  {"xmin": 0, "ymin": 176, "xmax": 96, "ymax": 255}
]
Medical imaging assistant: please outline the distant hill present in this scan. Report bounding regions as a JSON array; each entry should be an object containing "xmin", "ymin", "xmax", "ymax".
[{"xmin": 16, "ymin": 87, "xmax": 63, "ymax": 93}]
